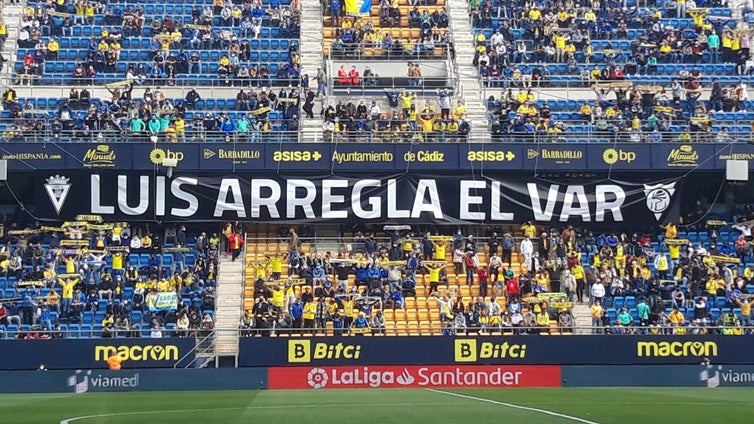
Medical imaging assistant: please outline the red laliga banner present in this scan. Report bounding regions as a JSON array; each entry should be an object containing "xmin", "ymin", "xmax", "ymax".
[{"xmin": 268, "ymin": 365, "xmax": 560, "ymax": 390}]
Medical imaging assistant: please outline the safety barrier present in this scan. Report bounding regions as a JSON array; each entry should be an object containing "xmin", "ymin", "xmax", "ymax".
[
  {"xmin": 0, "ymin": 368, "xmax": 268, "ymax": 394},
  {"xmin": 238, "ymin": 335, "xmax": 753, "ymax": 367},
  {"xmin": 0, "ymin": 339, "xmax": 195, "ymax": 370},
  {"xmin": 1, "ymin": 364, "xmax": 750, "ymax": 393}
]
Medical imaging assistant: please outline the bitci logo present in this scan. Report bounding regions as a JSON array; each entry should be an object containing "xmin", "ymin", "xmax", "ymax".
[{"xmin": 307, "ymin": 368, "xmax": 329, "ymax": 389}]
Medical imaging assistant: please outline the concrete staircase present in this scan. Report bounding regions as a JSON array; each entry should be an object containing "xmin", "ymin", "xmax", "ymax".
[
  {"xmin": 298, "ymin": 0, "xmax": 325, "ymax": 142},
  {"xmin": 571, "ymin": 302, "xmax": 593, "ymax": 335},
  {"xmin": 0, "ymin": 2, "xmax": 24, "ymax": 83},
  {"xmin": 213, "ymin": 255, "xmax": 244, "ymax": 359},
  {"xmin": 446, "ymin": 0, "xmax": 489, "ymax": 141}
]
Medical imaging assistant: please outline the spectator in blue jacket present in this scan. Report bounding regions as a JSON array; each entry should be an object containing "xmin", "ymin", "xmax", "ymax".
[{"xmin": 289, "ymin": 298, "xmax": 303, "ymax": 328}]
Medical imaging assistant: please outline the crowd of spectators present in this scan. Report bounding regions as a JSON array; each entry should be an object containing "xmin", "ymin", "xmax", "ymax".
[
  {"xmin": 487, "ymin": 76, "xmax": 752, "ymax": 140},
  {"xmin": 242, "ymin": 211, "xmax": 754, "ymax": 336},
  {"xmin": 0, "ymin": 220, "xmax": 227, "ymax": 339},
  {"xmin": 14, "ymin": 0, "xmax": 302, "ymax": 86},
  {"xmin": 1, "ymin": 85, "xmax": 301, "ymax": 142},
  {"xmin": 324, "ymin": 1, "xmax": 452, "ymax": 60},
  {"xmin": 320, "ymin": 89, "xmax": 471, "ymax": 142},
  {"xmin": 468, "ymin": 0, "xmax": 754, "ymax": 137}
]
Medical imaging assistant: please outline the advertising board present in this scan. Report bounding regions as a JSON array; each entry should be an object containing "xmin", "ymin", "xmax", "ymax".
[
  {"xmin": 0, "ymin": 368, "xmax": 268, "ymax": 393},
  {"xmin": 0, "ymin": 142, "xmax": 749, "ymax": 171},
  {"xmin": 268, "ymin": 365, "xmax": 560, "ymax": 389},
  {"xmin": 239, "ymin": 336, "xmax": 751, "ymax": 367},
  {"xmin": 0, "ymin": 339, "xmax": 195, "ymax": 370}
]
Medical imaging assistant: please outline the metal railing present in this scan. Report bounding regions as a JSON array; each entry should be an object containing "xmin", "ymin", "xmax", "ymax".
[
  {"xmin": 232, "ymin": 323, "xmax": 754, "ymax": 336},
  {"xmin": 1, "ymin": 127, "xmax": 753, "ymax": 143},
  {"xmin": 174, "ymin": 329, "xmax": 216, "ymax": 368},
  {"xmin": 10, "ymin": 74, "xmax": 310, "ymax": 88},
  {"xmin": 7, "ymin": 324, "xmax": 751, "ymax": 340},
  {"xmin": 328, "ymin": 76, "xmax": 456, "ymax": 95},
  {"xmin": 326, "ymin": 43, "xmax": 452, "ymax": 61}
]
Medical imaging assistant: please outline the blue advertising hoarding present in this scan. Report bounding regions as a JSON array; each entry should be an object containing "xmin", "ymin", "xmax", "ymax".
[
  {"xmin": 0, "ymin": 368, "xmax": 268, "ymax": 393},
  {"xmin": 238, "ymin": 336, "xmax": 754, "ymax": 367},
  {"xmin": 562, "ymin": 365, "xmax": 754, "ymax": 388},
  {"xmin": 1, "ymin": 142, "xmax": 751, "ymax": 172},
  {"xmin": 0, "ymin": 338, "xmax": 195, "ymax": 370}
]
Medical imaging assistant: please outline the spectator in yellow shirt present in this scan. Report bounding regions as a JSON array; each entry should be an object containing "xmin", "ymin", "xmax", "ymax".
[
  {"xmin": 47, "ymin": 38, "xmax": 60, "ymax": 60},
  {"xmin": 266, "ymin": 253, "xmax": 285, "ymax": 280},
  {"xmin": 520, "ymin": 221, "xmax": 536, "ymax": 238},
  {"xmin": 668, "ymin": 307, "xmax": 685, "ymax": 326},
  {"xmin": 590, "ymin": 300, "xmax": 603, "ymax": 333},
  {"xmin": 528, "ymin": 7, "xmax": 542, "ymax": 21}
]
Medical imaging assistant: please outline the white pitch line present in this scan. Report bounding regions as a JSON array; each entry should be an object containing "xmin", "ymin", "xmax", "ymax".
[
  {"xmin": 59, "ymin": 401, "xmax": 468, "ymax": 424},
  {"xmin": 426, "ymin": 389, "xmax": 602, "ymax": 424}
]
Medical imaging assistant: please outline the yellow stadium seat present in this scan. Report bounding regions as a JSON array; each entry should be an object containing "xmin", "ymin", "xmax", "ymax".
[
  {"xmin": 418, "ymin": 309, "xmax": 429, "ymax": 322},
  {"xmin": 460, "ymin": 286, "xmax": 471, "ymax": 297},
  {"xmin": 419, "ymin": 321, "xmax": 432, "ymax": 335},
  {"xmin": 407, "ymin": 321, "xmax": 419, "ymax": 335},
  {"xmin": 416, "ymin": 298, "xmax": 427, "ymax": 310},
  {"xmin": 404, "ymin": 298, "xmax": 416, "ymax": 309},
  {"xmin": 415, "ymin": 285, "xmax": 427, "ymax": 297},
  {"xmin": 406, "ymin": 310, "xmax": 418, "ymax": 322},
  {"xmin": 394, "ymin": 309, "xmax": 406, "ymax": 322},
  {"xmin": 430, "ymin": 322, "xmax": 443, "ymax": 335},
  {"xmin": 382, "ymin": 309, "xmax": 394, "ymax": 322}
]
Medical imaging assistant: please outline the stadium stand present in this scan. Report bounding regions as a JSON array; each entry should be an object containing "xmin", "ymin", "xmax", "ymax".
[
  {"xmin": 313, "ymin": 0, "xmax": 494, "ymax": 142},
  {"xmin": 0, "ymin": 220, "xmax": 220, "ymax": 340},
  {"xmin": 1, "ymin": 0, "xmax": 303, "ymax": 140},
  {"xmin": 470, "ymin": 0, "xmax": 754, "ymax": 139},
  {"xmin": 239, "ymin": 200, "xmax": 754, "ymax": 336}
]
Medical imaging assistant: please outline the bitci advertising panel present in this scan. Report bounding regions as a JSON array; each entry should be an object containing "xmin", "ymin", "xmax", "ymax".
[{"xmin": 267, "ymin": 365, "xmax": 560, "ymax": 390}]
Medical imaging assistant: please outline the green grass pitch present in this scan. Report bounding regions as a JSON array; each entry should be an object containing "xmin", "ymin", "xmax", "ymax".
[{"xmin": 4, "ymin": 388, "xmax": 751, "ymax": 423}]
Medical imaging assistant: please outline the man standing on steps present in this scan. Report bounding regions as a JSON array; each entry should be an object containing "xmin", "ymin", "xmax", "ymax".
[
  {"xmin": 316, "ymin": 67, "xmax": 327, "ymax": 97},
  {"xmin": 229, "ymin": 230, "xmax": 243, "ymax": 262},
  {"xmin": 303, "ymin": 88, "xmax": 315, "ymax": 118}
]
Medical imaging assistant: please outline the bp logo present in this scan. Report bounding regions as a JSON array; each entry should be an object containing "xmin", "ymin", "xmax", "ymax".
[
  {"xmin": 307, "ymin": 368, "xmax": 328, "ymax": 389},
  {"xmin": 643, "ymin": 182, "xmax": 677, "ymax": 220},
  {"xmin": 603, "ymin": 148, "xmax": 619, "ymax": 165},
  {"xmin": 149, "ymin": 148, "xmax": 184, "ymax": 165},
  {"xmin": 602, "ymin": 148, "xmax": 637, "ymax": 165}
]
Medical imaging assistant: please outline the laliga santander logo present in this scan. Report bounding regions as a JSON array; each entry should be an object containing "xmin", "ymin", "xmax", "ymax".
[
  {"xmin": 306, "ymin": 367, "xmax": 415, "ymax": 389},
  {"xmin": 271, "ymin": 365, "xmax": 559, "ymax": 390},
  {"xmin": 307, "ymin": 368, "xmax": 329, "ymax": 389}
]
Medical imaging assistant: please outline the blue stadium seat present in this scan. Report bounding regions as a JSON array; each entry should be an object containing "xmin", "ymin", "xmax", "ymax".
[{"xmin": 613, "ymin": 297, "xmax": 625, "ymax": 310}]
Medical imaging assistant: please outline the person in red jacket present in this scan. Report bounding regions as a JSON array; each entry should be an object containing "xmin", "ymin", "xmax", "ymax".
[
  {"xmin": 477, "ymin": 266, "xmax": 489, "ymax": 298},
  {"xmin": 229, "ymin": 231, "xmax": 244, "ymax": 261},
  {"xmin": 348, "ymin": 66, "xmax": 360, "ymax": 85},
  {"xmin": 505, "ymin": 273, "xmax": 520, "ymax": 302},
  {"xmin": 337, "ymin": 65, "xmax": 348, "ymax": 85}
]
